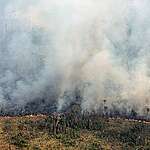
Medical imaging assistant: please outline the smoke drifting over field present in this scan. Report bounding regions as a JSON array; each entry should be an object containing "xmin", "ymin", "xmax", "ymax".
[{"xmin": 0, "ymin": 0, "xmax": 150, "ymax": 116}]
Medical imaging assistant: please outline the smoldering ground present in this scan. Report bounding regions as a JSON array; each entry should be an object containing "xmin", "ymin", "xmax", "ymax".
[{"xmin": 0, "ymin": 0, "xmax": 150, "ymax": 116}]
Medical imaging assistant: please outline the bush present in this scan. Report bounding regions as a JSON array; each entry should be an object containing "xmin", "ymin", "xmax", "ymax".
[
  {"xmin": 55, "ymin": 133, "xmax": 76, "ymax": 147},
  {"xmin": 3, "ymin": 120, "xmax": 12, "ymax": 133},
  {"xmin": 55, "ymin": 128, "xmax": 80, "ymax": 147},
  {"xmin": 10, "ymin": 132, "xmax": 29, "ymax": 148}
]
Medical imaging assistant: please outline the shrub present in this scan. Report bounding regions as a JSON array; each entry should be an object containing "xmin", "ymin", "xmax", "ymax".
[
  {"xmin": 10, "ymin": 132, "xmax": 29, "ymax": 148},
  {"xmin": 3, "ymin": 120, "xmax": 12, "ymax": 133}
]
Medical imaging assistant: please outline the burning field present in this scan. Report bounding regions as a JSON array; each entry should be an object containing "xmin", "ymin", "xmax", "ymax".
[
  {"xmin": 0, "ymin": 0, "xmax": 150, "ymax": 149},
  {"xmin": 0, "ymin": 101, "xmax": 149, "ymax": 149}
]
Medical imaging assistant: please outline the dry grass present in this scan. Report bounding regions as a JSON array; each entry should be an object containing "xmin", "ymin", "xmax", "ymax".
[{"xmin": 0, "ymin": 115, "xmax": 149, "ymax": 150}]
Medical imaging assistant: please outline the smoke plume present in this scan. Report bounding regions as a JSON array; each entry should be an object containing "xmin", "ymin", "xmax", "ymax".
[{"xmin": 0, "ymin": 0, "xmax": 150, "ymax": 116}]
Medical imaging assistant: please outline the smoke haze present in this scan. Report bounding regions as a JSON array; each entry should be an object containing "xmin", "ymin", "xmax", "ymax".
[{"xmin": 0, "ymin": 0, "xmax": 150, "ymax": 116}]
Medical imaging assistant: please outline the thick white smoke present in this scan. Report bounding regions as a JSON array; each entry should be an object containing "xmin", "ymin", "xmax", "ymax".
[{"xmin": 0, "ymin": 0, "xmax": 150, "ymax": 115}]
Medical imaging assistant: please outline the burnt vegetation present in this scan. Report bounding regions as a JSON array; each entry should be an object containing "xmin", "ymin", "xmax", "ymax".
[
  {"xmin": 0, "ymin": 89, "xmax": 150, "ymax": 149},
  {"xmin": 1, "ymin": 102, "xmax": 150, "ymax": 150}
]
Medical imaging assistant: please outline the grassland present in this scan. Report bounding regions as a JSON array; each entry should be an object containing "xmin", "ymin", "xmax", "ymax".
[{"xmin": 0, "ymin": 115, "xmax": 149, "ymax": 150}]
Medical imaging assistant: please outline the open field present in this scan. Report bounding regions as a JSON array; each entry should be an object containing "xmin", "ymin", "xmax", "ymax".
[{"xmin": 0, "ymin": 115, "xmax": 149, "ymax": 150}]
